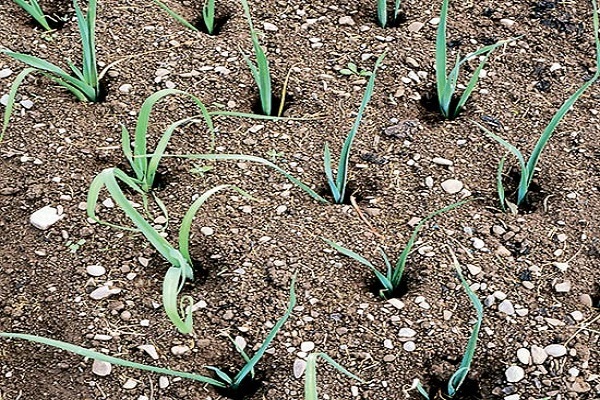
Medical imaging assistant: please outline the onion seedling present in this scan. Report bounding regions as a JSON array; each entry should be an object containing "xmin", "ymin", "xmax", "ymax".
[
  {"xmin": 413, "ymin": 248, "xmax": 483, "ymax": 398},
  {"xmin": 0, "ymin": 276, "xmax": 296, "ymax": 391},
  {"xmin": 478, "ymin": 0, "xmax": 600, "ymax": 211},
  {"xmin": 377, "ymin": 0, "xmax": 402, "ymax": 28},
  {"xmin": 324, "ymin": 200, "xmax": 467, "ymax": 299},
  {"xmin": 240, "ymin": 0, "xmax": 278, "ymax": 116},
  {"xmin": 88, "ymin": 175, "xmax": 251, "ymax": 333},
  {"xmin": 304, "ymin": 352, "xmax": 363, "ymax": 400},
  {"xmin": 12, "ymin": 0, "xmax": 52, "ymax": 31},
  {"xmin": 436, "ymin": 0, "xmax": 514, "ymax": 119},
  {"xmin": 323, "ymin": 53, "xmax": 385, "ymax": 203},
  {"xmin": 1, "ymin": 0, "xmax": 101, "ymax": 141}
]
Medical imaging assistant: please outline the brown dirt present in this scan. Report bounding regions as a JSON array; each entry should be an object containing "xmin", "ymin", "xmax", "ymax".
[{"xmin": 0, "ymin": 0, "xmax": 599, "ymax": 399}]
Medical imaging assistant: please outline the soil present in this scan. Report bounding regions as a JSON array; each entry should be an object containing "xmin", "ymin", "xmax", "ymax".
[{"xmin": 0, "ymin": 0, "xmax": 599, "ymax": 399}]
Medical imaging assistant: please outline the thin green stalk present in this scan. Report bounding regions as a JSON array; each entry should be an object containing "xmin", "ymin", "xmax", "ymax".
[
  {"xmin": 151, "ymin": 0, "xmax": 200, "ymax": 32},
  {"xmin": 12, "ymin": 0, "xmax": 52, "ymax": 31},
  {"xmin": 324, "ymin": 53, "xmax": 385, "ymax": 203},
  {"xmin": 377, "ymin": 0, "xmax": 387, "ymax": 27},
  {"xmin": 203, "ymin": 0, "xmax": 216, "ymax": 34},
  {"xmin": 304, "ymin": 353, "xmax": 363, "ymax": 400},
  {"xmin": 240, "ymin": 0, "xmax": 272, "ymax": 115}
]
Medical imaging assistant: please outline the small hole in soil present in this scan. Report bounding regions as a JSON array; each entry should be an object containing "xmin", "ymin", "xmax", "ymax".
[
  {"xmin": 189, "ymin": 258, "xmax": 210, "ymax": 284},
  {"xmin": 500, "ymin": 167, "xmax": 545, "ymax": 213},
  {"xmin": 419, "ymin": 91, "xmax": 463, "ymax": 121},
  {"xmin": 319, "ymin": 182, "xmax": 362, "ymax": 205},
  {"xmin": 215, "ymin": 374, "xmax": 263, "ymax": 400},
  {"xmin": 192, "ymin": 14, "xmax": 231, "ymax": 35},
  {"xmin": 369, "ymin": 277, "xmax": 408, "ymax": 300},
  {"xmin": 151, "ymin": 170, "xmax": 169, "ymax": 190},
  {"xmin": 251, "ymin": 93, "xmax": 292, "ymax": 117},
  {"xmin": 375, "ymin": 11, "xmax": 407, "ymax": 28},
  {"xmin": 591, "ymin": 284, "xmax": 600, "ymax": 309},
  {"xmin": 426, "ymin": 376, "xmax": 483, "ymax": 400},
  {"xmin": 27, "ymin": 12, "xmax": 69, "ymax": 30}
]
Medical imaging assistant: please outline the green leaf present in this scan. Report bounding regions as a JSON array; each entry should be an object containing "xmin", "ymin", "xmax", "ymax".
[
  {"xmin": 323, "ymin": 238, "xmax": 394, "ymax": 293},
  {"xmin": 232, "ymin": 276, "xmax": 297, "ymax": 388},
  {"xmin": 333, "ymin": 53, "xmax": 385, "ymax": 203},
  {"xmin": 12, "ymin": 0, "xmax": 52, "ymax": 31},
  {"xmin": 0, "ymin": 332, "xmax": 227, "ymax": 387},
  {"xmin": 203, "ymin": 0, "xmax": 216, "ymax": 34},
  {"xmin": 304, "ymin": 352, "xmax": 363, "ymax": 400},
  {"xmin": 151, "ymin": 0, "xmax": 200, "ymax": 32}
]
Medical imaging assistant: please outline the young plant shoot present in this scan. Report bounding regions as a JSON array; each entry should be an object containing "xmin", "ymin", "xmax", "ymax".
[
  {"xmin": 1, "ymin": 276, "xmax": 296, "ymax": 391},
  {"xmin": 413, "ymin": 248, "xmax": 483, "ymax": 398},
  {"xmin": 324, "ymin": 200, "xmax": 467, "ymax": 298},
  {"xmin": 436, "ymin": 0, "xmax": 514, "ymax": 119},
  {"xmin": 240, "ymin": 0, "xmax": 277, "ymax": 116},
  {"xmin": 324, "ymin": 53, "xmax": 385, "ymax": 203},
  {"xmin": 151, "ymin": 0, "xmax": 217, "ymax": 34},
  {"xmin": 377, "ymin": 0, "xmax": 402, "ymax": 28},
  {"xmin": 304, "ymin": 353, "xmax": 364, "ymax": 400},
  {"xmin": 88, "ymin": 176, "xmax": 251, "ymax": 333},
  {"xmin": 478, "ymin": 0, "xmax": 600, "ymax": 211},
  {"xmin": 12, "ymin": 0, "xmax": 52, "ymax": 31},
  {"xmin": 2, "ymin": 0, "xmax": 101, "ymax": 141}
]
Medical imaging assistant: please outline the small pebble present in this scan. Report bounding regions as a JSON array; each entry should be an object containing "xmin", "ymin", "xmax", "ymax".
[
  {"xmin": 20, "ymin": 99, "xmax": 34, "ymax": 109},
  {"xmin": 293, "ymin": 358, "xmax": 307, "ymax": 378},
  {"xmin": 200, "ymin": 226, "xmax": 214, "ymax": 236},
  {"xmin": 471, "ymin": 238, "xmax": 485, "ymax": 250},
  {"xmin": 123, "ymin": 378, "xmax": 138, "ymax": 389},
  {"xmin": 498, "ymin": 300, "xmax": 515, "ymax": 315},
  {"xmin": 338, "ymin": 16, "xmax": 355, "ymax": 26},
  {"xmin": 171, "ymin": 345, "xmax": 190, "ymax": 355},
  {"xmin": 119, "ymin": 84, "xmax": 132, "ymax": 93},
  {"xmin": 530, "ymin": 345, "xmax": 548, "ymax": 364},
  {"xmin": 30, "ymin": 206, "xmax": 63, "ymax": 230},
  {"xmin": 92, "ymin": 360, "xmax": 112, "ymax": 376},
  {"xmin": 554, "ymin": 281, "xmax": 571, "ymax": 293},
  {"xmin": 517, "ymin": 348, "xmax": 531, "ymax": 365},
  {"xmin": 90, "ymin": 285, "xmax": 121, "ymax": 300},
  {"xmin": 544, "ymin": 344, "xmax": 567, "ymax": 357},
  {"xmin": 505, "ymin": 365, "xmax": 525, "ymax": 382},
  {"xmin": 500, "ymin": 18, "xmax": 515, "ymax": 27},
  {"xmin": 86, "ymin": 265, "xmax": 106, "ymax": 277},
  {"xmin": 159, "ymin": 376, "xmax": 169, "ymax": 389},
  {"xmin": 300, "ymin": 341, "xmax": 315, "ymax": 353},
  {"xmin": 0, "ymin": 68, "xmax": 13, "ymax": 78},
  {"xmin": 263, "ymin": 22, "xmax": 278, "ymax": 31},
  {"xmin": 398, "ymin": 328, "xmax": 416, "ymax": 338},
  {"xmin": 441, "ymin": 179, "xmax": 463, "ymax": 194},
  {"xmin": 403, "ymin": 341, "xmax": 416, "ymax": 352},
  {"xmin": 407, "ymin": 22, "xmax": 424, "ymax": 32},
  {"xmin": 432, "ymin": 157, "xmax": 453, "ymax": 166},
  {"xmin": 138, "ymin": 344, "xmax": 159, "ymax": 360}
]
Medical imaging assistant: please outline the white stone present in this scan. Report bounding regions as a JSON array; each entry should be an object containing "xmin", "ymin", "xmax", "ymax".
[
  {"xmin": 155, "ymin": 68, "xmax": 170, "ymax": 77},
  {"xmin": 544, "ymin": 344, "xmax": 567, "ymax": 357},
  {"xmin": 505, "ymin": 365, "xmax": 525, "ymax": 382},
  {"xmin": 90, "ymin": 285, "xmax": 121, "ymax": 300},
  {"xmin": 498, "ymin": 300, "xmax": 515, "ymax": 315},
  {"xmin": 200, "ymin": 226, "xmax": 214, "ymax": 236},
  {"xmin": 171, "ymin": 345, "xmax": 190, "ymax": 355},
  {"xmin": 300, "ymin": 341, "xmax": 315, "ymax": 352},
  {"xmin": 123, "ymin": 378, "xmax": 138, "ymax": 389},
  {"xmin": 293, "ymin": 358, "xmax": 306, "ymax": 378},
  {"xmin": 92, "ymin": 360, "xmax": 112, "ymax": 376},
  {"xmin": 398, "ymin": 328, "xmax": 416, "ymax": 338},
  {"xmin": 0, "ymin": 68, "xmax": 13, "ymax": 78},
  {"xmin": 119, "ymin": 84, "xmax": 133, "ymax": 93},
  {"xmin": 86, "ymin": 265, "xmax": 106, "ymax": 277},
  {"xmin": 472, "ymin": 238, "xmax": 485, "ymax": 250},
  {"xmin": 338, "ymin": 16, "xmax": 355, "ymax": 26},
  {"xmin": 159, "ymin": 376, "xmax": 169, "ymax": 389},
  {"xmin": 387, "ymin": 298, "xmax": 404, "ymax": 309},
  {"xmin": 403, "ymin": 341, "xmax": 416, "ymax": 351},
  {"xmin": 138, "ymin": 344, "xmax": 159, "ymax": 360},
  {"xmin": 554, "ymin": 281, "xmax": 571, "ymax": 292},
  {"xmin": 30, "ymin": 206, "xmax": 63, "ymax": 230},
  {"xmin": 20, "ymin": 99, "xmax": 33, "ymax": 109},
  {"xmin": 504, "ymin": 395, "xmax": 520, "ymax": 400},
  {"xmin": 432, "ymin": 157, "xmax": 453, "ymax": 166},
  {"xmin": 441, "ymin": 179, "xmax": 463, "ymax": 194},
  {"xmin": 263, "ymin": 22, "xmax": 278, "ymax": 31},
  {"xmin": 517, "ymin": 348, "xmax": 531, "ymax": 365},
  {"xmin": 407, "ymin": 22, "xmax": 424, "ymax": 32},
  {"xmin": 530, "ymin": 345, "xmax": 547, "ymax": 364}
]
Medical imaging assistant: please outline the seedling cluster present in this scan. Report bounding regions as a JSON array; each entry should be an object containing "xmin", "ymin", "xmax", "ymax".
[{"xmin": 1, "ymin": 0, "xmax": 599, "ymax": 399}]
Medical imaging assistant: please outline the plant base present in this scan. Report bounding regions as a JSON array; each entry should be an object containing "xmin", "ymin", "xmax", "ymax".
[
  {"xmin": 426, "ymin": 376, "xmax": 483, "ymax": 400},
  {"xmin": 193, "ymin": 14, "xmax": 231, "ymax": 35},
  {"xmin": 375, "ymin": 11, "xmax": 407, "ymax": 28},
  {"xmin": 419, "ymin": 91, "xmax": 463, "ymax": 121},
  {"xmin": 251, "ymin": 93, "xmax": 292, "ymax": 117},
  {"xmin": 215, "ymin": 375, "xmax": 263, "ymax": 400},
  {"xmin": 370, "ymin": 277, "xmax": 408, "ymax": 300}
]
